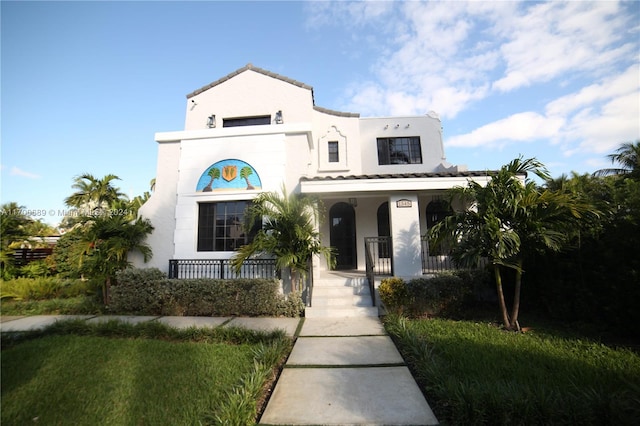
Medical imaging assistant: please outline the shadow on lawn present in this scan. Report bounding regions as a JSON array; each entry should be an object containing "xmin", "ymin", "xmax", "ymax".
[{"xmin": 385, "ymin": 315, "xmax": 640, "ymax": 426}]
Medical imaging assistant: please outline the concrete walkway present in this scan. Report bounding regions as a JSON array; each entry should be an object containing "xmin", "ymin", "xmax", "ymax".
[
  {"xmin": 259, "ymin": 317, "xmax": 438, "ymax": 425},
  {"xmin": 0, "ymin": 315, "xmax": 300, "ymax": 336},
  {"xmin": 1, "ymin": 315, "xmax": 438, "ymax": 425}
]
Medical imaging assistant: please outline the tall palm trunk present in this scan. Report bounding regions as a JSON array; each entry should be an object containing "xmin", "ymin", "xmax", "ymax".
[
  {"xmin": 103, "ymin": 276, "xmax": 111, "ymax": 305},
  {"xmin": 494, "ymin": 266, "xmax": 511, "ymax": 329},
  {"xmin": 509, "ymin": 258, "xmax": 523, "ymax": 331}
]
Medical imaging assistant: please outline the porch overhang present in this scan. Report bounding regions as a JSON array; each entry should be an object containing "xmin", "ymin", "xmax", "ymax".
[{"xmin": 300, "ymin": 171, "xmax": 495, "ymax": 195}]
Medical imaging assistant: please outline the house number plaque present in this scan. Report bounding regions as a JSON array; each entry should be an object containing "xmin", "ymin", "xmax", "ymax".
[{"xmin": 396, "ymin": 199, "xmax": 412, "ymax": 208}]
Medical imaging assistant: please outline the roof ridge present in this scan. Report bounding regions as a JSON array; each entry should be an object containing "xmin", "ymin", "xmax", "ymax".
[
  {"xmin": 186, "ymin": 63, "xmax": 313, "ymax": 98},
  {"xmin": 313, "ymin": 105, "xmax": 360, "ymax": 118}
]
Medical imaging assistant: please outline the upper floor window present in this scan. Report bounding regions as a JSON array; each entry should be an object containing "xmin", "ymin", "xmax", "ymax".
[
  {"xmin": 328, "ymin": 141, "xmax": 339, "ymax": 163},
  {"xmin": 377, "ymin": 137, "xmax": 422, "ymax": 165},
  {"xmin": 197, "ymin": 201, "xmax": 259, "ymax": 251},
  {"xmin": 223, "ymin": 115, "xmax": 271, "ymax": 127}
]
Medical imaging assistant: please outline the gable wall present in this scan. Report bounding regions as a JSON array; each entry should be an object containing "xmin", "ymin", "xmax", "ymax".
[{"xmin": 184, "ymin": 70, "xmax": 314, "ymax": 131}]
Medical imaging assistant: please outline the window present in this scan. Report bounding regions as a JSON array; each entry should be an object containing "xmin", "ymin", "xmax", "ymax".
[
  {"xmin": 328, "ymin": 141, "xmax": 339, "ymax": 163},
  {"xmin": 377, "ymin": 137, "xmax": 422, "ymax": 165},
  {"xmin": 197, "ymin": 201, "xmax": 259, "ymax": 251},
  {"xmin": 222, "ymin": 115, "xmax": 271, "ymax": 127}
]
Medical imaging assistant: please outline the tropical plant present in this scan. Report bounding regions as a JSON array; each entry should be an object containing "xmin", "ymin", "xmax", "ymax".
[
  {"xmin": 231, "ymin": 186, "xmax": 335, "ymax": 292},
  {"xmin": 1, "ymin": 202, "xmax": 32, "ymax": 249},
  {"xmin": 0, "ymin": 203, "xmax": 57, "ymax": 278},
  {"xmin": 430, "ymin": 157, "xmax": 597, "ymax": 331},
  {"xmin": 79, "ymin": 215, "xmax": 153, "ymax": 304},
  {"xmin": 64, "ymin": 173, "xmax": 127, "ymax": 211},
  {"xmin": 202, "ymin": 167, "xmax": 220, "ymax": 192},
  {"xmin": 594, "ymin": 140, "xmax": 640, "ymax": 179}
]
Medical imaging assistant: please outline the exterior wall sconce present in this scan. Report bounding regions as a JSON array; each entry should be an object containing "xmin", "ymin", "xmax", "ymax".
[
  {"xmin": 207, "ymin": 114, "xmax": 216, "ymax": 128},
  {"xmin": 349, "ymin": 197, "xmax": 358, "ymax": 207},
  {"xmin": 275, "ymin": 110, "xmax": 283, "ymax": 124},
  {"xmin": 384, "ymin": 125, "xmax": 389, "ymax": 129}
]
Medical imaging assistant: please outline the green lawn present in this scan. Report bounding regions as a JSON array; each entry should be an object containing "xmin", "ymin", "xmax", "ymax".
[
  {"xmin": 385, "ymin": 315, "xmax": 640, "ymax": 426},
  {"xmin": 1, "ymin": 321, "xmax": 291, "ymax": 425}
]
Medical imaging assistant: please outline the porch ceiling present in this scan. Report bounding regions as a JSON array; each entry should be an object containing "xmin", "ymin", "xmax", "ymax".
[{"xmin": 300, "ymin": 171, "xmax": 494, "ymax": 194}]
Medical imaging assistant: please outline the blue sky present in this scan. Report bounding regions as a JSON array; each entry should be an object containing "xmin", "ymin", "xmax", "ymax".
[{"xmin": 2, "ymin": 0, "xmax": 639, "ymax": 226}]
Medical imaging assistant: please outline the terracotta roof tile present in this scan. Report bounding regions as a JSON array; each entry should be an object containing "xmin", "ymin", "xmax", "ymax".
[
  {"xmin": 300, "ymin": 171, "xmax": 499, "ymax": 182},
  {"xmin": 186, "ymin": 63, "xmax": 313, "ymax": 98}
]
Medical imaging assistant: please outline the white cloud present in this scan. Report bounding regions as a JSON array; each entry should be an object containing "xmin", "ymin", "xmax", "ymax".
[
  {"xmin": 9, "ymin": 166, "xmax": 41, "ymax": 179},
  {"xmin": 308, "ymin": 0, "xmax": 638, "ymax": 162},
  {"xmin": 446, "ymin": 112, "xmax": 564, "ymax": 148},
  {"xmin": 546, "ymin": 65, "xmax": 639, "ymax": 117},
  {"xmin": 493, "ymin": 1, "xmax": 632, "ymax": 92},
  {"xmin": 561, "ymin": 91, "xmax": 640, "ymax": 156},
  {"xmin": 446, "ymin": 66, "xmax": 639, "ymax": 153}
]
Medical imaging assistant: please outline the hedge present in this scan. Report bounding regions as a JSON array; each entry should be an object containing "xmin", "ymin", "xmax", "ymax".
[
  {"xmin": 379, "ymin": 270, "xmax": 489, "ymax": 318},
  {"xmin": 111, "ymin": 268, "xmax": 303, "ymax": 317}
]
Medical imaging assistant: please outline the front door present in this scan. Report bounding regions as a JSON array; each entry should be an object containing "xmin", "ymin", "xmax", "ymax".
[{"xmin": 330, "ymin": 202, "xmax": 356, "ymax": 269}]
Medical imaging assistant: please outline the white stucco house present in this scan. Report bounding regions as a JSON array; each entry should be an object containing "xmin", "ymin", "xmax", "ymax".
[{"xmin": 132, "ymin": 64, "xmax": 492, "ymax": 315}]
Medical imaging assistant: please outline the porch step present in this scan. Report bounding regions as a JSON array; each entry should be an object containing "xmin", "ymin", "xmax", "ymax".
[
  {"xmin": 305, "ymin": 274, "xmax": 379, "ymax": 318},
  {"xmin": 305, "ymin": 306, "xmax": 379, "ymax": 318}
]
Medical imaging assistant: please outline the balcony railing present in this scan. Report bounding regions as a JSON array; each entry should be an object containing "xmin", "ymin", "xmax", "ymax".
[{"xmin": 168, "ymin": 258, "xmax": 277, "ymax": 279}]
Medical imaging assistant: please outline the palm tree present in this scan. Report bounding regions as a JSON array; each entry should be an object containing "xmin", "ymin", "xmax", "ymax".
[
  {"xmin": 81, "ymin": 214, "xmax": 153, "ymax": 304},
  {"xmin": 594, "ymin": 141, "xmax": 640, "ymax": 179},
  {"xmin": 65, "ymin": 173, "xmax": 126, "ymax": 210},
  {"xmin": 231, "ymin": 186, "xmax": 335, "ymax": 292},
  {"xmin": 240, "ymin": 166, "xmax": 255, "ymax": 190},
  {"xmin": 431, "ymin": 157, "xmax": 597, "ymax": 331},
  {"xmin": 202, "ymin": 168, "xmax": 220, "ymax": 192}
]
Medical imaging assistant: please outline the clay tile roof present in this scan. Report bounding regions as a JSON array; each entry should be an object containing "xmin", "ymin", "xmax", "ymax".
[
  {"xmin": 300, "ymin": 171, "xmax": 498, "ymax": 182},
  {"xmin": 186, "ymin": 63, "xmax": 313, "ymax": 98},
  {"xmin": 313, "ymin": 106, "xmax": 360, "ymax": 118}
]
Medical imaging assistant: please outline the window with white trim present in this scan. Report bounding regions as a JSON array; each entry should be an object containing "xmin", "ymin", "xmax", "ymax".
[
  {"xmin": 377, "ymin": 137, "xmax": 422, "ymax": 165},
  {"xmin": 197, "ymin": 201, "xmax": 259, "ymax": 251}
]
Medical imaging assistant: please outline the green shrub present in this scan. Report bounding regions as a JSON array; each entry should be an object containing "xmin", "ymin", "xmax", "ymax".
[
  {"xmin": 19, "ymin": 260, "xmax": 52, "ymax": 278},
  {"xmin": 379, "ymin": 277, "xmax": 409, "ymax": 313},
  {"xmin": 277, "ymin": 291, "xmax": 305, "ymax": 317},
  {"xmin": 0, "ymin": 277, "xmax": 93, "ymax": 301},
  {"xmin": 407, "ymin": 272, "xmax": 474, "ymax": 318},
  {"xmin": 110, "ymin": 268, "xmax": 302, "ymax": 317}
]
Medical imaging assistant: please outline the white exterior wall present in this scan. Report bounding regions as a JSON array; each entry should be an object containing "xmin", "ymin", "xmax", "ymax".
[
  {"xmin": 359, "ymin": 116, "xmax": 447, "ymax": 175},
  {"xmin": 134, "ymin": 65, "xmax": 483, "ymax": 278},
  {"xmin": 311, "ymin": 110, "xmax": 362, "ymax": 177},
  {"xmin": 132, "ymin": 142, "xmax": 180, "ymax": 272},
  {"xmin": 185, "ymin": 70, "xmax": 313, "ymax": 131},
  {"xmin": 388, "ymin": 194, "xmax": 423, "ymax": 278}
]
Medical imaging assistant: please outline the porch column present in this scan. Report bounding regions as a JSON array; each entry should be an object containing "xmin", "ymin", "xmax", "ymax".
[{"xmin": 389, "ymin": 194, "xmax": 422, "ymax": 278}]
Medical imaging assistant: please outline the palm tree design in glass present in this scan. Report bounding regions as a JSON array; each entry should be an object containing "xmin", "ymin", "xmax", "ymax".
[
  {"xmin": 240, "ymin": 166, "xmax": 254, "ymax": 190},
  {"xmin": 202, "ymin": 167, "xmax": 220, "ymax": 192}
]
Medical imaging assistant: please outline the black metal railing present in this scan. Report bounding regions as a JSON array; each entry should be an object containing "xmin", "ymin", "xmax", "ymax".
[
  {"xmin": 421, "ymin": 236, "xmax": 487, "ymax": 273},
  {"xmin": 364, "ymin": 236, "xmax": 393, "ymax": 307},
  {"xmin": 364, "ymin": 237, "xmax": 393, "ymax": 276},
  {"xmin": 168, "ymin": 259, "xmax": 277, "ymax": 279}
]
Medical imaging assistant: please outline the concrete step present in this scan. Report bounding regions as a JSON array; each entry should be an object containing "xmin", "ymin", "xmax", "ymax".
[
  {"xmin": 308, "ymin": 274, "xmax": 378, "ymax": 317},
  {"xmin": 312, "ymin": 286, "xmax": 370, "ymax": 297},
  {"xmin": 304, "ymin": 306, "xmax": 379, "ymax": 318},
  {"xmin": 310, "ymin": 295, "xmax": 373, "ymax": 307}
]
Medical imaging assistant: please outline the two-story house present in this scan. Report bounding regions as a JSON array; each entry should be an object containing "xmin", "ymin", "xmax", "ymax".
[{"xmin": 133, "ymin": 64, "xmax": 491, "ymax": 314}]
